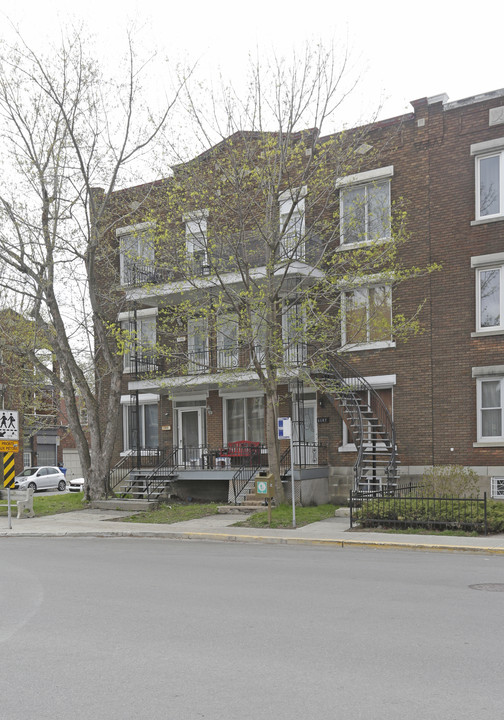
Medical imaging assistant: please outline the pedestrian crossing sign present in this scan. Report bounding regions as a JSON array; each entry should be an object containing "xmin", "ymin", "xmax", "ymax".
[{"xmin": 0, "ymin": 410, "xmax": 19, "ymax": 441}]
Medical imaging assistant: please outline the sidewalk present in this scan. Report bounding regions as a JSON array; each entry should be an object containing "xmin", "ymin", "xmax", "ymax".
[{"xmin": 1, "ymin": 509, "xmax": 504, "ymax": 554}]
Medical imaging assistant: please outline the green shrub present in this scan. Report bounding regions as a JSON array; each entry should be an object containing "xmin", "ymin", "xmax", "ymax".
[
  {"xmin": 353, "ymin": 496, "xmax": 488, "ymax": 532},
  {"xmin": 419, "ymin": 465, "xmax": 480, "ymax": 498}
]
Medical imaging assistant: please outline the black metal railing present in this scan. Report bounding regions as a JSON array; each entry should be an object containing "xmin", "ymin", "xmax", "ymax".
[
  {"xmin": 350, "ymin": 486, "xmax": 488, "ymax": 535},
  {"xmin": 231, "ymin": 445, "xmax": 263, "ymax": 504},
  {"xmin": 280, "ymin": 442, "xmax": 327, "ymax": 477},
  {"xmin": 109, "ymin": 447, "xmax": 166, "ymax": 495},
  {"xmin": 310, "ymin": 349, "xmax": 397, "ymax": 489},
  {"xmin": 122, "ymin": 262, "xmax": 174, "ymax": 286},
  {"xmin": 140, "ymin": 447, "xmax": 180, "ymax": 500}
]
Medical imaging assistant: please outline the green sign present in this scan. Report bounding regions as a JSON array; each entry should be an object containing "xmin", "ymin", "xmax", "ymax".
[{"xmin": 256, "ymin": 480, "xmax": 268, "ymax": 495}]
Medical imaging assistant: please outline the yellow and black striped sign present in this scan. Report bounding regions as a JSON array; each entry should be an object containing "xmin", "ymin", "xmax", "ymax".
[{"xmin": 3, "ymin": 452, "xmax": 15, "ymax": 488}]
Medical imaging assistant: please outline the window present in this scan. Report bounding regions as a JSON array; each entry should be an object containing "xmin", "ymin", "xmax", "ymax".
[
  {"xmin": 122, "ymin": 394, "xmax": 159, "ymax": 451},
  {"xmin": 185, "ymin": 211, "xmax": 209, "ymax": 275},
  {"xmin": 117, "ymin": 224, "xmax": 155, "ymax": 285},
  {"xmin": 336, "ymin": 166, "xmax": 393, "ymax": 245},
  {"xmin": 279, "ymin": 187, "xmax": 306, "ymax": 260},
  {"xmin": 476, "ymin": 265, "xmax": 504, "ymax": 331},
  {"xmin": 341, "ymin": 285, "xmax": 393, "ymax": 350},
  {"xmin": 477, "ymin": 378, "xmax": 504, "ymax": 441},
  {"xmin": 491, "ymin": 477, "xmax": 504, "ymax": 499},
  {"xmin": 225, "ymin": 396, "xmax": 264, "ymax": 443},
  {"xmin": 187, "ymin": 318, "xmax": 209, "ymax": 374},
  {"xmin": 472, "ymin": 139, "xmax": 504, "ymax": 220},
  {"xmin": 282, "ymin": 302, "xmax": 307, "ymax": 365},
  {"xmin": 217, "ymin": 314, "xmax": 239, "ymax": 369},
  {"xmin": 121, "ymin": 313, "xmax": 157, "ymax": 373}
]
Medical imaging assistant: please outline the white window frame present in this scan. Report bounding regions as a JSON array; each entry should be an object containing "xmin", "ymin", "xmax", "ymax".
[
  {"xmin": 282, "ymin": 301, "xmax": 307, "ymax": 365},
  {"xmin": 341, "ymin": 284, "xmax": 394, "ymax": 351},
  {"xmin": 184, "ymin": 210, "xmax": 209, "ymax": 274},
  {"xmin": 217, "ymin": 313, "xmax": 239, "ymax": 369},
  {"xmin": 491, "ymin": 477, "xmax": 504, "ymax": 499},
  {"xmin": 222, "ymin": 392, "xmax": 265, "ymax": 445},
  {"xmin": 471, "ymin": 138, "xmax": 504, "ymax": 222},
  {"xmin": 118, "ymin": 308, "xmax": 158, "ymax": 374},
  {"xmin": 476, "ymin": 376, "xmax": 504, "ymax": 443},
  {"xmin": 187, "ymin": 318, "xmax": 209, "ymax": 374},
  {"xmin": 120, "ymin": 394, "xmax": 160, "ymax": 453},
  {"xmin": 476, "ymin": 265, "xmax": 504, "ymax": 332},
  {"xmin": 336, "ymin": 166, "xmax": 393, "ymax": 247},
  {"xmin": 279, "ymin": 186, "xmax": 306, "ymax": 260},
  {"xmin": 117, "ymin": 223, "xmax": 155, "ymax": 285}
]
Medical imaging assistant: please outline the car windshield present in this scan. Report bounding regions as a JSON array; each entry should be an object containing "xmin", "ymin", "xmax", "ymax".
[{"xmin": 18, "ymin": 468, "xmax": 38, "ymax": 477}]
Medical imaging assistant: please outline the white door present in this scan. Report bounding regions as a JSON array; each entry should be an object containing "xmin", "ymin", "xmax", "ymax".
[
  {"xmin": 177, "ymin": 408, "xmax": 205, "ymax": 466},
  {"xmin": 293, "ymin": 401, "xmax": 318, "ymax": 464}
]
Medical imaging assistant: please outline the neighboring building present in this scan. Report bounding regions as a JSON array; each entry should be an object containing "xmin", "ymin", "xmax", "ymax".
[
  {"xmin": 101, "ymin": 88, "xmax": 504, "ymax": 503},
  {"xmin": 0, "ymin": 315, "xmax": 63, "ymax": 474}
]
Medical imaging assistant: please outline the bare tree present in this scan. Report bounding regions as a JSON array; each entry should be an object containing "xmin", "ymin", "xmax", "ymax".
[{"xmin": 0, "ymin": 30, "xmax": 185, "ymax": 499}]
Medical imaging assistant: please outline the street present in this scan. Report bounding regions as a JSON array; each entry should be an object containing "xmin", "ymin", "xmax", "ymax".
[{"xmin": 1, "ymin": 539, "xmax": 503, "ymax": 719}]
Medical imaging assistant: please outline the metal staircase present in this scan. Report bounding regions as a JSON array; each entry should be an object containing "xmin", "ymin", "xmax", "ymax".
[
  {"xmin": 312, "ymin": 354, "xmax": 399, "ymax": 491},
  {"xmin": 109, "ymin": 448, "xmax": 180, "ymax": 501}
]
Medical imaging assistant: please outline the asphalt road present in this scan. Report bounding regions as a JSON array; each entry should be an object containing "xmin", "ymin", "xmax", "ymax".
[{"xmin": 1, "ymin": 539, "xmax": 503, "ymax": 719}]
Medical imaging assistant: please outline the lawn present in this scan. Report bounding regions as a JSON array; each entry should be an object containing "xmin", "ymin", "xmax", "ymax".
[
  {"xmin": 0, "ymin": 491, "xmax": 88, "ymax": 517},
  {"xmin": 120, "ymin": 502, "xmax": 220, "ymax": 524},
  {"xmin": 234, "ymin": 503, "xmax": 337, "ymax": 529}
]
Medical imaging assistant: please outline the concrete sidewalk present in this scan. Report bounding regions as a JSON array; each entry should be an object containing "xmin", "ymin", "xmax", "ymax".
[{"xmin": 1, "ymin": 508, "xmax": 504, "ymax": 554}]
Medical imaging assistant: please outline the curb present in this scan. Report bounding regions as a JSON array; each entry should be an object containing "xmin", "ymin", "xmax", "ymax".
[{"xmin": 1, "ymin": 529, "xmax": 503, "ymax": 554}]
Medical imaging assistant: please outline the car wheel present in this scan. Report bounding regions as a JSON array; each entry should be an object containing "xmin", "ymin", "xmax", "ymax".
[
  {"xmin": 28, "ymin": 482, "xmax": 37, "ymax": 491},
  {"xmin": 58, "ymin": 480, "xmax": 66, "ymax": 492}
]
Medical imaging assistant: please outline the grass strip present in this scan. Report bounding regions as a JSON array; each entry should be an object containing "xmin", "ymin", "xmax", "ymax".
[
  {"xmin": 234, "ymin": 503, "xmax": 337, "ymax": 529},
  {"xmin": 0, "ymin": 491, "xmax": 88, "ymax": 517},
  {"xmin": 120, "ymin": 502, "xmax": 220, "ymax": 524}
]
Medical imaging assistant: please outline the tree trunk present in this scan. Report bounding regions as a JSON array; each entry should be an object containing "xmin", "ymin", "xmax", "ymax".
[{"xmin": 265, "ymin": 387, "xmax": 285, "ymax": 504}]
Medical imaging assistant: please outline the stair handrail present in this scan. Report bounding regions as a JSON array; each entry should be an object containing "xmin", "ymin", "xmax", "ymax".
[
  {"xmin": 142, "ymin": 447, "xmax": 180, "ymax": 500},
  {"xmin": 108, "ymin": 452, "xmax": 138, "ymax": 496},
  {"xmin": 310, "ymin": 350, "xmax": 397, "ymax": 488},
  {"xmin": 231, "ymin": 445, "xmax": 263, "ymax": 505}
]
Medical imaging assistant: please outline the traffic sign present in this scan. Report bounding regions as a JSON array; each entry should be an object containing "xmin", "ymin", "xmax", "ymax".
[
  {"xmin": 0, "ymin": 410, "xmax": 19, "ymax": 441},
  {"xmin": 3, "ymin": 452, "xmax": 15, "ymax": 488},
  {"xmin": 0, "ymin": 441, "xmax": 19, "ymax": 453}
]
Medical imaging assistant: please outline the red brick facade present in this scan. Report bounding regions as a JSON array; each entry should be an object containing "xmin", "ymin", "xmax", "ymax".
[{"xmin": 106, "ymin": 88, "xmax": 504, "ymax": 500}]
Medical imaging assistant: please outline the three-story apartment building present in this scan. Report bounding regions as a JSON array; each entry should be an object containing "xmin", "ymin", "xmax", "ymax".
[{"xmin": 101, "ymin": 87, "xmax": 504, "ymax": 504}]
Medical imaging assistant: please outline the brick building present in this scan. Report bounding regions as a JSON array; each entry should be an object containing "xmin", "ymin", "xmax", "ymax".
[{"xmin": 102, "ymin": 87, "xmax": 504, "ymax": 503}]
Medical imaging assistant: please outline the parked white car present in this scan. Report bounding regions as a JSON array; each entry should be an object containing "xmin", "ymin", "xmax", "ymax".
[
  {"xmin": 68, "ymin": 477, "xmax": 85, "ymax": 493},
  {"xmin": 14, "ymin": 467, "xmax": 67, "ymax": 492}
]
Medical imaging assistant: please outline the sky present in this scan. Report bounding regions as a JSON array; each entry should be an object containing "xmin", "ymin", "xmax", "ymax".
[{"xmin": 2, "ymin": 0, "xmax": 503, "ymax": 134}]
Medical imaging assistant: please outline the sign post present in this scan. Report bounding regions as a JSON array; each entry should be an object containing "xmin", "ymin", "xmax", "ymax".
[
  {"xmin": 278, "ymin": 417, "xmax": 296, "ymax": 529},
  {"xmin": 0, "ymin": 411, "xmax": 20, "ymax": 531}
]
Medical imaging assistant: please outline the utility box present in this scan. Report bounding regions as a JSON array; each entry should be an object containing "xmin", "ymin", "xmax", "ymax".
[{"xmin": 256, "ymin": 471, "xmax": 274, "ymax": 499}]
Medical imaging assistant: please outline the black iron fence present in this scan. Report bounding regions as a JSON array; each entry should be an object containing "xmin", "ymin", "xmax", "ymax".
[{"xmin": 350, "ymin": 484, "xmax": 488, "ymax": 535}]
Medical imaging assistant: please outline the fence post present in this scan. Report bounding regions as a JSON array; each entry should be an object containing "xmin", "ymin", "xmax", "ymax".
[
  {"xmin": 484, "ymin": 491, "xmax": 487, "ymax": 536},
  {"xmin": 349, "ymin": 489, "xmax": 353, "ymax": 528}
]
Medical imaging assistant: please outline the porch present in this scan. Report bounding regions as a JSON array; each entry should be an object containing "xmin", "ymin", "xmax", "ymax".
[{"xmin": 109, "ymin": 442, "xmax": 329, "ymax": 505}]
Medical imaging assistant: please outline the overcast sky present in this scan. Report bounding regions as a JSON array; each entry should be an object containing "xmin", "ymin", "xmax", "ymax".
[{"xmin": 3, "ymin": 0, "xmax": 503, "ymax": 131}]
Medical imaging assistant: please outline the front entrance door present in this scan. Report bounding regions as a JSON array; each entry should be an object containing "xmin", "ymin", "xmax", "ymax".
[
  {"xmin": 177, "ymin": 408, "xmax": 205, "ymax": 466},
  {"xmin": 293, "ymin": 401, "xmax": 318, "ymax": 465}
]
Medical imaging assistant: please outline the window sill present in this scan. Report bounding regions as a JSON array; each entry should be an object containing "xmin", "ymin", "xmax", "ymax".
[
  {"xmin": 340, "ymin": 340, "xmax": 396, "ymax": 352},
  {"xmin": 336, "ymin": 237, "xmax": 391, "ymax": 252},
  {"xmin": 338, "ymin": 444, "xmax": 357, "ymax": 453},
  {"xmin": 471, "ymin": 329, "xmax": 504, "ymax": 337},
  {"xmin": 471, "ymin": 215, "xmax": 504, "ymax": 226},
  {"xmin": 473, "ymin": 441, "xmax": 504, "ymax": 447}
]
